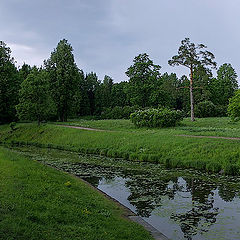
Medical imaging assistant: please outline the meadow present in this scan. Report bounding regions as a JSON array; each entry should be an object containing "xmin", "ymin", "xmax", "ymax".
[{"xmin": 1, "ymin": 117, "xmax": 240, "ymax": 175}]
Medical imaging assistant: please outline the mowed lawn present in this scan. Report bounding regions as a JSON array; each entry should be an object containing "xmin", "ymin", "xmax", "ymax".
[
  {"xmin": 0, "ymin": 117, "xmax": 240, "ymax": 174},
  {"xmin": 0, "ymin": 147, "xmax": 154, "ymax": 240}
]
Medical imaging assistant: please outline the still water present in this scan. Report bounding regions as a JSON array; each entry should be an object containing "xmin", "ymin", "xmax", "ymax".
[{"xmin": 14, "ymin": 147, "xmax": 240, "ymax": 240}]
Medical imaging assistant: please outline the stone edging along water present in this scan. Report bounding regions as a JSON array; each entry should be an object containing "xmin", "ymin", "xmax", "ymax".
[{"xmin": 43, "ymin": 161, "xmax": 170, "ymax": 240}]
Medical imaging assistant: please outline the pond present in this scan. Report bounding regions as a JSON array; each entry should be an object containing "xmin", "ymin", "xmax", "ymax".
[{"xmin": 13, "ymin": 147, "xmax": 240, "ymax": 240}]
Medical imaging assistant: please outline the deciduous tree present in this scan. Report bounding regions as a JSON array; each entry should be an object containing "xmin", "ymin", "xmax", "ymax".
[
  {"xmin": 16, "ymin": 69, "xmax": 56, "ymax": 125},
  {"xmin": 126, "ymin": 53, "xmax": 161, "ymax": 108},
  {"xmin": 44, "ymin": 39, "xmax": 78, "ymax": 121},
  {"xmin": 0, "ymin": 41, "xmax": 19, "ymax": 123},
  {"xmin": 211, "ymin": 63, "xmax": 238, "ymax": 106}
]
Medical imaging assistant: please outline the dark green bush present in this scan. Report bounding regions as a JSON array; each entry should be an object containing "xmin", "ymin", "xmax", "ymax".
[
  {"xmin": 130, "ymin": 108, "xmax": 183, "ymax": 128},
  {"xmin": 215, "ymin": 105, "xmax": 227, "ymax": 117},
  {"xmin": 9, "ymin": 122, "xmax": 17, "ymax": 131},
  {"xmin": 195, "ymin": 101, "xmax": 216, "ymax": 118},
  {"xmin": 101, "ymin": 106, "xmax": 139, "ymax": 119}
]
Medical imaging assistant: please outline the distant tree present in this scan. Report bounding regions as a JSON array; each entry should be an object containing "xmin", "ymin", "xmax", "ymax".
[
  {"xmin": 158, "ymin": 73, "xmax": 179, "ymax": 108},
  {"xmin": 95, "ymin": 75, "xmax": 114, "ymax": 114},
  {"xmin": 211, "ymin": 63, "xmax": 238, "ymax": 106},
  {"xmin": 193, "ymin": 65, "xmax": 213, "ymax": 104},
  {"xmin": 84, "ymin": 72, "xmax": 100, "ymax": 115},
  {"xmin": 72, "ymin": 69, "xmax": 85, "ymax": 116},
  {"xmin": 227, "ymin": 90, "xmax": 240, "ymax": 121},
  {"xmin": 169, "ymin": 38, "xmax": 217, "ymax": 121},
  {"xmin": 102, "ymin": 75, "xmax": 113, "ymax": 107},
  {"xmin": 44, "ymin": 39, "xmax": 79, "ymax": 121},
  {"xmin": 111, "ymin": 81, "xmax": 130, "ymax": 107},
  {"xmin": 126, "ymin": 53, "xmax": 161, "ymax": 107},
  {"xmin": 0, "ymin": 41, "xmax": 19, "ymax": 123},
  {"xmin": 176, "ymin": 75, "xmax": 190, "ymax": 113},
  {"xmin": 16, "ymin": 69, "xmax": 56, "ymax": 125},
  {"xmin": 18, "ymin": 63, "xmax": 32, "ymax": 82}
]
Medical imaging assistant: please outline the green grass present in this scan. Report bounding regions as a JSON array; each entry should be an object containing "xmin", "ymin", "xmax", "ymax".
[
  {"xmin": 0, "ymin": 147, "xmax": 153, "ymax": 240},
  {"xmin": 1, "ymin": 117, "xmax": 240, "ymax": 175}
]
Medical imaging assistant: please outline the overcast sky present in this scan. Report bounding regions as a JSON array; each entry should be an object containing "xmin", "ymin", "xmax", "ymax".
[{"xmin": 1, "ymin": 0, "xmax": 240, "ymax": 82}]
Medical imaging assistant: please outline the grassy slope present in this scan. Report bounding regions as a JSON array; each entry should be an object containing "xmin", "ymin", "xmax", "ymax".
[
  {"xmin": 0, "ymin": 147, "xmax": 153, "ymax": 240},
  {"xmin": 1, "ymin": 117, "xmax": 240, "ymax": 174}
]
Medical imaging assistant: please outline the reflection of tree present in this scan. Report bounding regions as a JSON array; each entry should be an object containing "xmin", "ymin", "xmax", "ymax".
[
  {"xmin": 218, "ymin": 183, "xmax": 237, "ymax": 202},
  {"xmin": 82, "ymin": 176, "xmax": 101, "ymax": 187},
  {"xmin": 171, "ymin": 177, "xmax": 219, "ymax": 240},
  {"xmin": 125, "ymin": 175, "xmax": 179, "ymax": 217}
]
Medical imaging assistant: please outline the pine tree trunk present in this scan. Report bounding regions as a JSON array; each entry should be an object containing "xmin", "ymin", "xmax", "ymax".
[{"xmin": 190, "ymin": 66, "xmax": 195, "ymax": 121}]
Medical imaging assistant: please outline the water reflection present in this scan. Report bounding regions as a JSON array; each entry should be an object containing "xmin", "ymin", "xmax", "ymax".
[
  {"xmin": 170, "ymin": 178, "xmax": 219, "ymax": 239},
  {"xmin": 61, "ymin": 161, "xmax": 240, "ymax": 240},
  {"xmin": 14, "ymin": 148, "xmax": 240, "ymax": 240}
]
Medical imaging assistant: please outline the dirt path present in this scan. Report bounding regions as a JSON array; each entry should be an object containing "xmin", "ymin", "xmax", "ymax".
[
  {"xmin": 176, "ymin": 134, "xmax": 240, "ymax": 141},
  {"xmin": 59, "ymin": 125, "xmax": 107, "ymax": 132}
]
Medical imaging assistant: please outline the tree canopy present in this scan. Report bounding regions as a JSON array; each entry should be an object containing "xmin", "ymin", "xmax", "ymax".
[
  {"xmin": 44, "ymin": 39, "xmax": 79, "ymax": 122},
  {"xmin": 0, "ymin": 38, "xmax": 239, "ymax": 124},
  {"xmin": 16, "ymin": 69, "xmax": 55, "ymax": 124},
  {"xmin": 126, "ymin": 53, "xmax": 162, "ymax": 108}
]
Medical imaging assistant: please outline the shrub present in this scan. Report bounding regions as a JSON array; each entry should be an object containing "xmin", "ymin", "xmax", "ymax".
[
  {"xmin": 101, "ymin": 106, "xmax": 139, "ymax": 119},
  {"xmin": 130, "ymin": 108, "xmax": 183, "ymax": 128},
  {"xmin": 228, "ymin": 90, "xmax": 240, "ymax": 121},
  {"xmin": 110, "ymin": 106, "xmax": 123, "ymax": 119},
  {"xmin": 215, "ymin": 105, "xmax": 227, "ymax": 117},
  {"xmin": 195, "ymin": 101, "xmax": 216, "ymax": 118},
  {"xmin": 9, "ymin": 122, "xmax": 17, "ymax": 131}
]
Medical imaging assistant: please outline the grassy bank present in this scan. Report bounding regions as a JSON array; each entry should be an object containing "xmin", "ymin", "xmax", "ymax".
[
  {"xmin": 0, "ymin": 147, "xmax": 153, "ymax": 240},
  {"xmin": 0, "ymin": 117, "xmax": 240, "ymax": 175}
]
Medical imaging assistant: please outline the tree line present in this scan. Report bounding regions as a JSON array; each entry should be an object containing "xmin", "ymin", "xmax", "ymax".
[{"xmin": 0, "ymin": 38, "xmax": 238, "ymax": 124}]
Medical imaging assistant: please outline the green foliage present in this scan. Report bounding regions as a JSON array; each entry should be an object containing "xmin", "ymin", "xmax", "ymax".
[
  {"xmin": 211, "ymin": 64, "xmax": 238, "ymax": 106},
  {"xmin": 101, "ymin": 106, "xmax": 139, "ymax": 119},
  {"xmin": 44, "ymin": 39, "xmax": 79, "ymax": 121},
  {"xmin": 16, "ymin": 70, "xmax": 56, "ymax": 124},
  {"xmin": 126, "ymin": 53, "xmax": 162, "ymax": 107},
  {"xmin": 195, "ymin": 101, "xmax": 216, "ymax": 118},
  {"xmin": 111, "ymin": 81, "xmax": 130, "ymax": 107},
  {"xmin": 168, "ymin": 38, "xmax": 217, "ymax": 69},
  {"xmin": 215, "ymin": 105, "xmax": 228, "ymax": 117},
  {"xmin": 228, "ymin": 90, "xmax": 240, "ymax": 121},
  {"xmin": 9, "ymin": 122, "xmax": 16, "ymax": 131},
  {"xmin": 0, "ymin": 41, "xmax": 19, "ymax": 123},
  {"xmin": 94, "ymin": 75, "xmax": 113, "ymax": 115},
  {"xmin": 130, "ymin": 108, "xmax": 183, "ymax": 128}
]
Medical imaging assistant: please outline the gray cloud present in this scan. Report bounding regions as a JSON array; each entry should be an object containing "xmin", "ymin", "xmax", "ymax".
[{"xmin": 1, "ymin": 0, "xmax": 240, "ymax": 82}]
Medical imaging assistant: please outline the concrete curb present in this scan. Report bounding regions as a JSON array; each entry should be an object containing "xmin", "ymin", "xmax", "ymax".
[{"xmin": 129, "ymin": 216, "xmax": 169, "ymax": 240}]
